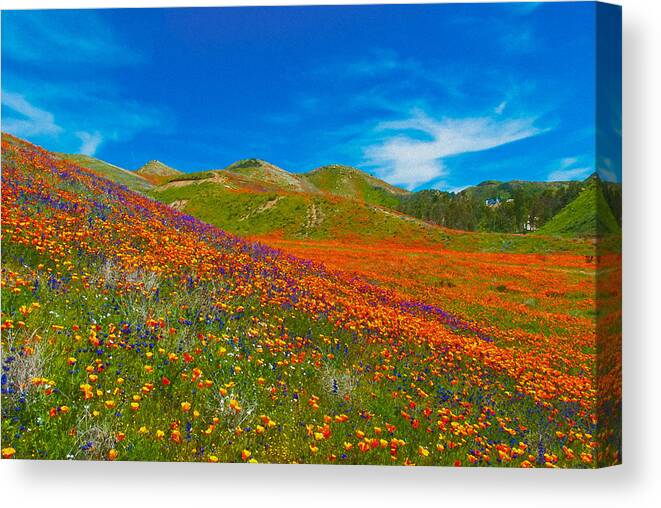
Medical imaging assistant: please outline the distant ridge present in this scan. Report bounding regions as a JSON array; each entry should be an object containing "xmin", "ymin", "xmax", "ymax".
[
  {"xmin": 56, "ymin": 153, "xmax": 153, "ymax": 193},
  {"xmin": 50, "ymin": 140, "xmax": 621, "ymax": 239},
  {"xmin": 136, "ymin": 160, "xmax": 182, "ymax": 184},
  {"xmin": 225, "ymin": 158, "xmax": 279, "ymax": 172},
  {"xmin": 301, "ymin": 164, "xmax": 408, "ymax": 208},
  {"xmin": 224, "ymin": 158, "xmax": 314, "ymax": 193},
  {"xmin": 164, "ymin": 159, "xmax": 407, "ymax": 204},
  {"xmin": 460, "ymin": 179, "xmax": 578, "ymax": 203},
  {"xmin": 537, "ymin": 179, "xmax": 621, "ymax": 237}
]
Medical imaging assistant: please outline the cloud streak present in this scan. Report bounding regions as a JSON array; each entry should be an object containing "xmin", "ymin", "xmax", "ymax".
[
  {"xmin": 2, "ymin": 84, "xmax": 170, "ymax": 156},
  {"xmin": 76, "ymin": 131, "xmax": 103, "ymax": 156},
  {"xmin": 547, "ymin": 157, "xmax": 594, "ymax": 181},
  {"xmin": 2, "ymin": 11, "xmax": 167, "ymax": 157},
  {"xmin": 2, "ymin": 10, "xmax": 141, "ymax": 66},
  {"xmin": 316, "ymin": 49, "xmax": 467, "ymax": 103},
  {"xmin": 1, "ymin": 91, "xmax": 62, "ymax": 137},
  {"xmin": 364, "ymin": 110, "xmax": 544, "ymax": 189}
]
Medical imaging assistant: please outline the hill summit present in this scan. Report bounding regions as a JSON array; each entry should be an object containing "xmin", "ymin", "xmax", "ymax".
[
  {"xmin": 301, "ymin": 164, "xmax": 408, "ymax": 207},
  {"xmin": 55, "ymin": 153, "xmax": 154, "ymax": 193},
  {"xmin": 537, "ymin": 179, "xmax": 621, "ymax": 237},
  {"xmin": 136, "ymin": 160, "xmax": 182, "ymax": 184},
  {"xmin": 36, "ymin": 136, "xmax": 621, "ymax": 239},
  {"xmin": 224, "ymin": 158, "xmax": 313, "ymax": 192}
]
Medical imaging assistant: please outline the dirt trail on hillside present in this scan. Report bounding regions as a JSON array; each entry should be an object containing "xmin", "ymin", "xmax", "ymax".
[
  {"xmin": 372, "ymin": 206, "xmax": 433, "ymax": 228},
  {"xmin": 239, "ymin": 196, "xmax": 283, "ymax": 222},
  {"xmin": 304, "ymin": 202, "xmax": 325, "ymax": 234},
  {"xmin": 169, "ymin": 199, "xmax": 189, "ymax": 211}
]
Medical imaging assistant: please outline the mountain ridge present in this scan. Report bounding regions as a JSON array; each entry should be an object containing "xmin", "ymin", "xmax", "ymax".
[
  {"xmin": 136, "ymin": 159, "xmax": 182, "ymax": 184},
  {"xmin": 536, "ymin": 180, "xmax": 621, "ymax": 237},
  {"xmin": 55, "ymin": 152, "xmax": 154, "ymax": 193},
  {"xmin": 19, "ymin": 134, "xmax": 620, "ymax": 239}
]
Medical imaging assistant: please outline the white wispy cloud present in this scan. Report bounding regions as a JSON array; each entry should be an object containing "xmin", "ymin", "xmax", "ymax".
[
  {"xmin": 345, "ymin": 49, "xmax": 400, "ymax": 77},
  {"xmin": 547, "ymin": 157, "xmax": 594, "ymax": 181},
  {"xmin": 76, "ymin": 131, "xmax": 103, "ymax": 156},
  {"xmin": 3, "ymin": 84, "xmax": 170, "ymax": 155},
  {"xmin": 494, "ymin": 101, "xmax": 508, "ymax": 115},
  {"xmin": 317, "ymin": 49, "xmax": 467, "ymax": 101},
  {"xmin": 1, "ymin": 91, "xmax": 62, "ymax": 137},
  {"xmin": 364, "ymin": 110, "xmax": 544, "ymax": 190},
  {"xmin": 3, "ymin": 10, "xmax": 141, "ymax": 65}
]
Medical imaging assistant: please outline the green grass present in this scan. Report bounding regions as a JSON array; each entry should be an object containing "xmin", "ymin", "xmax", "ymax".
[
  {"xmin": 443, "ymin": 229, "xmax": 594, "ymax": 255},
  {"xmin": 151, "ymin": 181, "xmax": 446, "ymax": 242},
  {"xmin": 166, "ymin": 171, "xmax": 215, "ymax": 183},
  {"xmin": 57, "ymin": 153, "xmax": 153, "ymax": 193},
  {"xmin": 537, "ymin": 182, "xmax": 620, "ymax": 237},
  {"xmin": 149, "ymin": 179, "xmax": 595, "ymax": 254},
  {"xmin": 302, "ymin": 165, "xmax": 405, "ymax": 208},
  {"xmin": 2, "ymin": 243, "xmax": 568, "ymax": 465}
]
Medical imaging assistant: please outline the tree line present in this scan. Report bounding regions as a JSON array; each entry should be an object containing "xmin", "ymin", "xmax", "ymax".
[{"xmin": 395, "ymin": 180, "xmax": 614, "ymax": 234}]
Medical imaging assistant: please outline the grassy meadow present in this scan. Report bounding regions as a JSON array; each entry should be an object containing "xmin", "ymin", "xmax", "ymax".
[{"xmin": 1, "ymin": 134, "xmax": 620, "ymax": 467}]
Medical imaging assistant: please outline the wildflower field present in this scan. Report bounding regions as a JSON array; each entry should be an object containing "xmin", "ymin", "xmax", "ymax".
[{"xmin": 1, "ymin": 135, "xmax": 621, "ymax": 467}]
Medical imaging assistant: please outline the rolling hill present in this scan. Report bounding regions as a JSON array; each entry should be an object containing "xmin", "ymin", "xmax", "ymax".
[
  {"xmin": 136, "ymin": 159, "xmax": 183, "ymax": 184},
  {"xmin": 47, "ymin": 141, "xmax": 620, "ymax": 244},
  {"xmin": 55, "ymin": 153, "xmax": 154, "ymax": 193},
  {"xmin": 301, "ymin": 164, "xmax": 408, "ymax": 208},
  {"xmin": 144, "ymin": 158, "xmax": 429, "ymax": 243},
  {"xmin": 536, "ymin": 180, "xmax": 621, "ymax": 237},
  {"xmin": 0, "ymin": 132, "xmax": 617, "ymax": 467},
  {"xmin": 51, "ymin": 151, "xmax": 437, "ymax": 243},
  {"xmin": 151, "ymin": 175, "xmax": 439, "ymax": 243},
  {"xmin": 224, "ymin": 158, "xmax": 317, "ymax": 193}
]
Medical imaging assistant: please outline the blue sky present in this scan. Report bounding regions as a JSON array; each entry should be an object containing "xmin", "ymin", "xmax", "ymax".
[{"xmin": 1, "ymin": 3, "xmax": 621, "ymax": 191}]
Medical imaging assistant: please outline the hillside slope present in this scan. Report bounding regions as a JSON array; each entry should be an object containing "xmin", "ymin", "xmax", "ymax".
[
  {"xmin": 1, "ymin": 132, "xmax": 611, "ymax": 466},
  {"xmin": 43, "ymin": 144, "xmax": 619, "ymax": 240},
  {"xmin": 56, "ymin": 153, "xmax": 153, "ymax": 193},
  {"xmin": 301, "ymin": 164, "xmax": 408, "ymax": 208},
  {"xmin": 149, "ymin": 160, "xmax": 434, "ymax": 243},
  {"xmin": 136, "ymin": 159, "xmax": 182, "ymax": 184},
  {"xmin": 225, "ymin": 158, "xmax": 317, "ymax": 193},
  {"xmin": 536, "ymin": 181, "xmax": 620, "ymax": 237},
  {"xmin": 150, "ymin": 178, "xmax": 440, "ymax": 243}
]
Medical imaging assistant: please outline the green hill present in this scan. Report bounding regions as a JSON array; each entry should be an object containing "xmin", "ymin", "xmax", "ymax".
[
  {"xmin": 145, "ymin": 159, "xmax": 426, "ymax": 242},
  {"xmin": 56, "ymin": 153, "xmax": 153, "ymax": 193},
  {"xmin": 47, "ymin": 143, "xmax": 619, "ymax": 242},
  {"xmin": 150, "ymin": 178, "xmax": 441, "ymax": 243},
  {"xmin": 301, "ymin": 164, "xmax": 408, "ymax": 207},
  {"xmin": 461, "ymin": 179, "xmax": 577, "ymax": 203},
  {"xmin": 224, "ymin": 158, "xmax": 317, "ymax": 193},
  {"xmin": 398, "ymin": 179, "xmax": 590, "ymax": 234},
  {"xmin": 536, "ymin": 181, "xmax": 621, "ymax": 237},
  {"xmin": 136, "ymin": 159, "xmax": 182, "ymax": 184}
]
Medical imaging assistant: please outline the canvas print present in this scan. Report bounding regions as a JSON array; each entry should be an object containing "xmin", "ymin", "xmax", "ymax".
[{"xmin": 0, "ymin": 2, "xmax": 621, "ymax": 467}]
